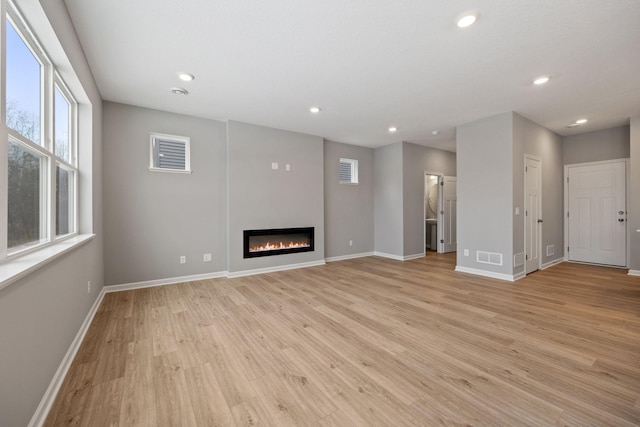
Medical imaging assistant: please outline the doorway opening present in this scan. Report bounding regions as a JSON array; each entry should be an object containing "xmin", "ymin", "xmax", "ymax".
[{"xmin": 424, "ymin": 173, "xmax": 457, "ymax": 255}]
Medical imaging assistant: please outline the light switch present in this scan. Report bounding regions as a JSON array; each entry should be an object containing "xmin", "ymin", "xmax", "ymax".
[
  {"xmin": 272, "ymin": 162, "xmax": 278, "ymax": 170},
  {"xmin": 515, "ymin": 207, "xmax": 520, "ymax": 215},
  {"xmin": 286, "ymin": 164, "xmax": 291, "ymax": 171}
]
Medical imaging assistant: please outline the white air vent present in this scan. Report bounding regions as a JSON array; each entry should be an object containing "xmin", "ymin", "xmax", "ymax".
[
  {"xmin": 339, "ymin": 158, "xmax": 358, "ymax": 184},
  {"xmin": 546, "ymin": 245, "xmax": 555, "ymax": 256},
  {"xmin": 514, "ymin": 252, "xmax": 525, "ymax": 267},
  {"xmin": 477, "ymin": 251, "xmax": 503, "ymax": 266},
  {"xmin": 149, "ymin": 133, "xmax": 191, "ymax": 173}
]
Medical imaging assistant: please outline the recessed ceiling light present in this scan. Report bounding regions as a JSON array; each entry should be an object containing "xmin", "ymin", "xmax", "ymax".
[
  {"xmin": 177, "ymin": 72, "xmax": 195, "ymax": 82},
  {"xmin": 388, "ymin": 126, "xmax": 397, "ymax": 133},
  {"xmin": 534, "ymin": 76, "xmax": 550, "ymax": 85},
  {"xmin": 576, "ymin": 118, "xmax": 588, "ymax": 124},
  {"xmin": 432, "ymin": 130, "xmax": 440, "ymax": 135},
  {"xmin": 457, "ymin": 14, "xmax": 477, "ymax": 28},
  {"xmin": 566, "ymin": 123, "xmax": 579, "ymax": 128},
  {"xmin": 170, "ymin": 87, "xmax": 188, "ymax": 95},
  {"xmin": 309, "ymin": 106, "xmax": 321, "ymax": 114}
]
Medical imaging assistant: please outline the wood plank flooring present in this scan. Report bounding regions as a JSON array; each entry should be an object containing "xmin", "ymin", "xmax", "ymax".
[{"xmin": 45, "ymin": 254, "xmax": 640, "ymax": 426}]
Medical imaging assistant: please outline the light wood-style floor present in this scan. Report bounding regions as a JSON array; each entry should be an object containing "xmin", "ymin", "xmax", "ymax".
[{"xmin": 45, "ymin": 253, "xmax": 640, "ymax": 426}]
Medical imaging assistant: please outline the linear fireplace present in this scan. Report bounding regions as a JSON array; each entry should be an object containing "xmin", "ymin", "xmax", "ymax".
[{"xmin": 243, "ymin": 227, "xmax": 314, "ymax": 258}]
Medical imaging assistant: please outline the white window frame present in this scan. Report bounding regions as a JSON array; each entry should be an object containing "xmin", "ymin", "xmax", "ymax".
[
  {"xmin": 1, "ymin": 1, "xmax": 79, "ymax": 262},
  {"xmin": 339, "ymin": 158, "xmax": 359, "ymax": 184},
  {"xmin": 149, "ymin": 132, "xmax": 192, "ymax": 174}
]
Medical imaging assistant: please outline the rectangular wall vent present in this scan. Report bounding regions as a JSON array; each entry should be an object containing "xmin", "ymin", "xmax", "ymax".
[
  {"xmin": 546, "ymin": 245, "xmax": 555, "ymax": 257},
  {"xmin": 477, "ymin": 251, "xmax": 503, "ymax": 266},
  {"xmin": 514, "ymin": 252, "xmax": 525, "ymax": 267}
]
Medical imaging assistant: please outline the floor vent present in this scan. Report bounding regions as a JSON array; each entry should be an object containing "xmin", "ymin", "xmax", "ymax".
[
  {"xmin": 546, "ymin": 245, "xmax": 555, "ymax": 257},
  {"xmin": 477, "ymin": 251, "xmax": 503, "ymax": 266}
]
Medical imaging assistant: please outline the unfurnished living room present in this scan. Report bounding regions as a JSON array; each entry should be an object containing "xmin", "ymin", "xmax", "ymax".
[{"xmin": 1, "ymin": 0, "xmax": 639, "ymax": 426}]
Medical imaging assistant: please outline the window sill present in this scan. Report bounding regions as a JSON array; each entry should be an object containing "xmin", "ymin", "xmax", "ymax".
[{"xmin": 0, "ymin": 234, "xmax": 95, "ymax": 291}]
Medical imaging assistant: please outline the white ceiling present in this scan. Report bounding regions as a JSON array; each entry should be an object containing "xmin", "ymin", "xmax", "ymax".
[{"xmin": 63, "ymin": 0, "xmax": 640, "ymax": 152}]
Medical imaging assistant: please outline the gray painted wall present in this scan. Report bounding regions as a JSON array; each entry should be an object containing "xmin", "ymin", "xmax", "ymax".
[
  {"xmin": 563, "ymin": 126, "xmax": 630, "ymax": 165},
  {"xmin": 227, "ymin": 121, "xmax": 325, "ymax": 273},
  {"xmin": 457, "ymin": 112, "xmax": 514, "ymax": 276},
  {"xmin": 374, "ymin": 142, "xmax": 404, "ymax": 257},
  {"xmin": 513, "ymin": 114, "xmax": 564, "ymax": 271},
  {"xmin": 102, "ymin": 102, "xmax": 227, "ymax": 285},
  {"xmin": 324, "ymin": 140, "xmax": 374, "ymax": 258},
  {"xmin": 630, "ymin": 117, "xmax": 640, "ymax": 271},
  {"xmin": 0, "ymin": 1, "xmax": 104, "ymax": 425},
  {"xmin": 402, "ymin": 142, "xmax": 456, "ymax": 257}
]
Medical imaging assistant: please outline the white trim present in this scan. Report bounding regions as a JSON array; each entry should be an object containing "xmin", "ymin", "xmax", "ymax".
[
  {"xmin": 513, "ymin": 271, "xmax": 526, "ymax": 281},
  {"xmin": 28, "ymin": 287, "xmax": 106, "ymax": 427},
  {"xmin": 541, "ymin": 257, "xmax": 564, "ymax": 270},
  {"xmin": 373, "ymin": 251, "xmax": 425, "ymax": 261},
  {"xmin": 227, "ymin": 260, "xmax": 326, "ymax": 278},
  {"xmin": 325, "ymin": 252, "xmax": 375, "ymax": 262},
  {"xmin": 105, "ymin": 270, "xmax": 229, "ymax": 293},
  {"xmin": 0, "ymin": 234, "xmax": 94, "ymax": 291},
  {"xmin": 454, "ymin": 265, "xmax": 522, "ymax": 282},
  {"xmin": 627, "ymin": 270, "xmax": 640, "ymax": 276}
]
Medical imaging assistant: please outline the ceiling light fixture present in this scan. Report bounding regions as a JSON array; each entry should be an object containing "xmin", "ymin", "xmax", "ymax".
[
  {"xmin": 457, "ymin": 14, "xmax": 477, "ymax": 28},
  {"xmin": 432, "ymin": 130, "xmax": 440, "ymax": 135},
  {"xmin": 170, "ymin": 87, "xmax": 188, "ymax": 95},
  {"xmin": 309, "ymin": 106, "xmax": 321, "ymax": 114},
  {"xmin": 566, "ymin": 123, "xmax": 579, "ymax": 128},
  {"xmin": 177, "ymin": 72, "xmax": 195, "ymax": 82},
  {"xmin": 388, "ymin": 126, "xmax": 397, "ymax": 133},
  {"xmin": 576, "ymin": 118, "xmax": 588, "ymax": 124},
  {"xmin": 534, "ymin": 76, "xmax": 550, "ymax": 85}
]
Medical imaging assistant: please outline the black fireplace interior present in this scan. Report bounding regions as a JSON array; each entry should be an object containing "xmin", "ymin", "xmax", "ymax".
[{"xmin": 243, "ymin": 227, "xmax": 314, "ymax": 258}]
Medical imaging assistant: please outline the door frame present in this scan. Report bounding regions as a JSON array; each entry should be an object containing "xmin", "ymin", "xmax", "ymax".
[
  {"xmin": 563, "ymin": 158, "xmax": 630, "ymax": 267},
  {"xmin": 524, "ymin": 154, "xmax": 542, "ymax": 274},
  {"xmin": 424, "ymin": 171, "xmax": 443, "ymax": 253}
]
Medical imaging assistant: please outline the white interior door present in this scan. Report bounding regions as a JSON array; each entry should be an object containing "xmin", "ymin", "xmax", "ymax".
[
  {"xmin": 439, "ymin": 176, "xmax": 457, "ymax": 253},
  {"xmin": 568, "ymin": 161, "xmax": 626, "ymax": 266},
  {"xmin": 525, "ymin": 157, "xmax": 541, "ymax": 274}
]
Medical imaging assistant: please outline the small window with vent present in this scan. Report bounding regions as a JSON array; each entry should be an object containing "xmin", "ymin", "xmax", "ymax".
[
  {"xmin": 339, "ymin": 158, "xmax": 358, "ymax": 184},
  {"xmin": 149, "ymin": 133, "xmax": 191, "ymax": 173}
]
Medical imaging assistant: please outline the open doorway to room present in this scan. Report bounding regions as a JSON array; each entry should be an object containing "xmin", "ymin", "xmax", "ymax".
[{"xmin": 424, "ymin": 172, "xmax": 457, "ymax": 255}]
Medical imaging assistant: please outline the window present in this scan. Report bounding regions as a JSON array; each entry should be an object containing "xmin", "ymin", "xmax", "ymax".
[
  {"xmin": 2, "ymin": 3, "xmax": 79, "ymax": 260},
  {"xmin": 149, "ymin": 133, "xmax": 191, "ymax": 173},
  {"xmin": 339, "ymin": 158, "xmax": 358, "ymax": 184}
]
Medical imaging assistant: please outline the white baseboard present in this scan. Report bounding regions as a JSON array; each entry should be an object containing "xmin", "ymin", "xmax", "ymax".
[
  {"xmin": 325, "ymin": 252, "xmax": 374, "ymax": 262},
  {"xmin": 541, "ymin": 257, "xmax": 564, "ymax": 270},
  {"xmin": 513, "ymin": 271, "xmax": 526, "ymax": 281},
  {"xmin": 227, "ymin": 260, "xmax": 326, "ymax": 278},
  {"xmin": 455, "ymin": 265, "xmax": 521, "ymax": 282},
  {"xmin": 628, "ymin": 270, "xmax": 640, "ymax": 277},
  {"xmin": 374, "ymin": 251, "xmax": 425, "ymax": 261},
  {"xmin": 105, "ymin": 271, "xmax": 229, "ymax": 293},
  {"xmin": 28, "ymin": 287, "xmax": 106, "ymax": 427}
]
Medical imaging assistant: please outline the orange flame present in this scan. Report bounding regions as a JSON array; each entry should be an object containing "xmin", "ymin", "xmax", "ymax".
[{"xmin": 249, "ymin": 241, "xmax": 310, "ymax": 252}]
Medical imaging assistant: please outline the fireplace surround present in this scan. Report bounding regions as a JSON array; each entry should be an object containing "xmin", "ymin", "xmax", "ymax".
[{"xmin": 243, "ymin": 227, "xmax": 314, "ymax": 258}]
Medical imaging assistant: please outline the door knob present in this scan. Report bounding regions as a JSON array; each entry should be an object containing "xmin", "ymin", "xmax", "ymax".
[
  {"xmin": 618, "ymin": 218, "xmax": 625, "ymax": 222},
  {"xmin": 537, "ymin": 219, "xmax": 543, "ymax": 223}
]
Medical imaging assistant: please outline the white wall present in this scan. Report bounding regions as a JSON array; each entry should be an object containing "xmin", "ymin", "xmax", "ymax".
[
  {"xmin": 456, "ymin": 112, "xmax": 515, "ymax": 277},
  {"xmin": 563, "ymin": 125, "xmax": 630, "ymax": 165},
  {"xmin": 227, "ymin": 121, "xmax": 325, "ymax": 273},
  {"xmin": 0, "ymin": 1, "xmax": 103, "ymax": 425},
  {"xmin": 630, "ymin": 117, "xmax": 640, "ymax": 271},
  {"xmin": 102, "ymin": 102, "xmax": 228, "ymax": 285},
  {"xmin": 373, "ymin": 142, "xmax": 404, "ymax": 257},
  {"xmin": 324, "ymin": 140, "xmax": 374, "ymax": 259}
]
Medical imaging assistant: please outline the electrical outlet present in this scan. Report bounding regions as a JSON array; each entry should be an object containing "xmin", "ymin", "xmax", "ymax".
[
  {"xmin": 464, "ymin": 249, "xmax": 469, "ymax": 256},
  {"xmin": 349, "ymin": 240, "xmax": 353, "ymax": 246},
  {"xmin": 203, "ymin": 253, "xmax": 212, "ymax": 262},
  {"xmin": 271, "ymin": 162, "xmax": 278, "ymax": 170},
  {"xmin": 87, "ymin": 281, "xmax": 91, "ymax": 293},
  {"xmin": 180, "ymin": 256, "xmax": 186, "ymax": 264},
  {"xmin": 286, "ymin": 164, "xmax": 291, "ymax": 171}
]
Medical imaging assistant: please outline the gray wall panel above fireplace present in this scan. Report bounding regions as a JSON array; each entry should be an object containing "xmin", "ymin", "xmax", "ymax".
[{"xmin": 227, "ymin": 121, "xmax": 325, "ymax": 273}]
